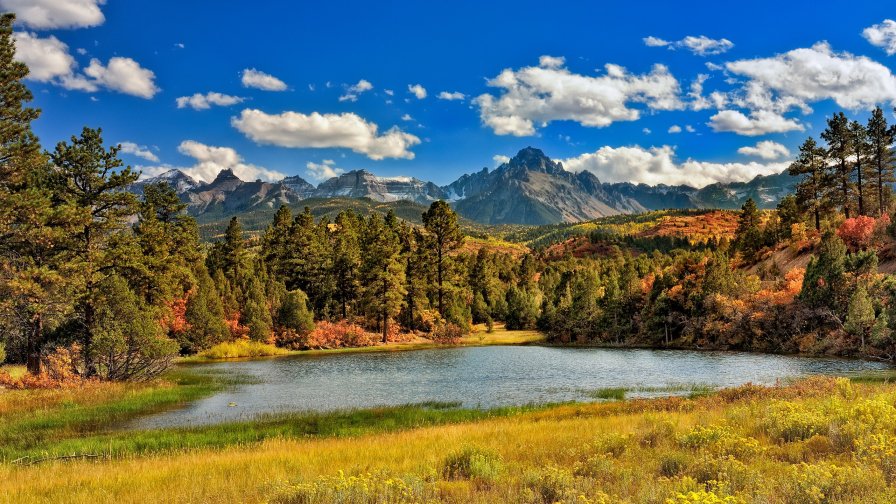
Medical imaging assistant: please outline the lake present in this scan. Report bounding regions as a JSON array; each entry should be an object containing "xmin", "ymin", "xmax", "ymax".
[{"xmin": 130, "ymin": 346, "xmax": 890, "ymax": 429}]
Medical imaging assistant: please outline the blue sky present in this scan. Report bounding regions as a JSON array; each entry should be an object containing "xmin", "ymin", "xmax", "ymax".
[{"xmin": 9, "ymin": 0, "xmax": 896, "ymax": 187}]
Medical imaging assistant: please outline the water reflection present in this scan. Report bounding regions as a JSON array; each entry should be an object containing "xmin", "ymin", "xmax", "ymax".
[{"xmin": 130, "ymin": 346, "xmax": 890, "ymax": 429}]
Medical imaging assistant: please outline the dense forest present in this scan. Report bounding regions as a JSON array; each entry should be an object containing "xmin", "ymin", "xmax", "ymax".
[{"xmin": 3, "ymin": 10, "xmax": 896, "ymax": 386}]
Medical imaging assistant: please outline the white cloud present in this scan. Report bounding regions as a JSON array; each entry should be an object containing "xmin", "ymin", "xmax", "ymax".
[
  {"xmin": 176, "ymin": 92, "xmax": 244, "ymax": 110},
  {"xmin": 13, "ymin": 31, "xmax": 74, "ymax": 81},
  {"xmin": 231, "ymin": 108, "xmax": 421, "ymax": 160},
  {"xmin": 384, "ymin": 89, "xmax": 394, "ymax": 96},
  {"xmin": 685, "ymin": 125, "xmax": 695, "ymax": 133},
  {"xmin": 708, "ymin": 109, "xmax": 804, "ymax": 136},
  {"xmin": 724, "ymin": 42, "xmax": 896, "ymax": 113},
  {"xmin": 562, "ymin": 144, "xmax": 788, "ymax": 187},
  {"xmin": 644, "ymin": 35, "xmax": 733, "ymax": 55},
  {"xmin": 305, "ymin": 159, "xmax": 344, "ymax": 181},
  {"xmin": 174, "ymin": 42, "xmax": 185, "ymax": 49},
  {"xmin": 241, "ymin": 68, "xmax": 287, "ymax": 91},
  {"xmin": 493, "ymin": 154, "xmax": 510, "ymax": 166},
  {"xmin": 140, "ymin": 140, "xmax": 285, "ymax": 183},
  {"xmin": 118, "ymin": 141, "xmax": 159, "ymax": 162},
  {"xmin": 1, "ymin": 0, "xmax": 105, "ymax": 29},
  {"xmin": 408, "ymin": 83, "xmax": 427, "ymax": 99},
  {"xmin": 863, "ymin": 19, "xmax": 896, "ymax": 56},
  {"xmin": 643, "ymin": 36, "xmax": 670, "ymax": 48},
  {"xmin": 82, "ymin": 57, "xmax": 158, "ymax": 98},
  {"xmin": 438, "ymin": 91, "xmax": 465, "ymax": 101},
  {"xmin": 642, "ymin": 128, "xmax": 651, "ymax": 134},
  {"xmin": 668, "ymin": 125, "xmax": 682, "ymax": 133},
  {"xmin": 538, "ymin": 55, "xmax": 566, "ymax": 68},
  {"xmin": 475, "ymin": 57, "xmax": 683, "ymax": 136},
  {"xmin": 13, "ymin": 34, "xmax": 158, "ymax": 99},
  {"xmin": 400, "ymin": 113, "xmax": 413, "ymax": 121},
  {"xmin": 339, "ymin": 79, "xmax": 373, "ymax": 102},
  {"xmin": 737, "ymin": 140, "xmax": 791, "ymax": 160}
]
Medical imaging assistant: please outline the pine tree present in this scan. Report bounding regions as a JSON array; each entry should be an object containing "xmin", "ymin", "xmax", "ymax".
[
  {"xmin": 734, "ymin": 198, "xmax": 762, "ymax": 258},
  {"xmin": 0, "ymin": 14, "xmax": 77, "ymax": 374},
  {"xmin": 789, "ymin": 137, "xmax": 831, "ymax": 230},
  {"xmin": 845, "ymin": 283, "xmax": 876, "ymax": 349},
  {"xmin": 800, "ymin": 231, "xmax": 848, "ymax": 315},
  {"xmin": 359, "ymin": 213, "xmax": 406, "ymax": 342},
  {"xmin": 242, "ymin": 276, "xmax": 273, "ymax": 341},
  {"xmin": 182, "ymin": 265, "xmax": 228, "ymax": 352},
  {"xmin": 849, "ymin": 120, "xmax": 871, "ymax": 215},
  {"xmin": 262, "ymin": 204, "xmax": 293, "ymax": 277},
  {"xmin": 867, "ymin": 107, "xmax": 896, "ymax": 215},
  {"xmin": 330, "ymin": 211, "xmax": 360, "ymax": 319},
  {"xmin": 277, "ymin": 289, "xmax": 314, "ymax": 334},
  {"xmin": 822, "ymin": 112, "xmax": 854, "ymax": 218},
  {"xmin": 49, "ymin": 128, "xmax": 139, "ymax": 376},
  {"xmin": 422, "ymin": 201, "xmax": 462, "ymax": 316}
]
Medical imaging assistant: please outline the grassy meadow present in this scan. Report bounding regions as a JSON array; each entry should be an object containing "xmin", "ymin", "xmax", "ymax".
[{"xmin": 5, "ymin": 371, "xmax": 896, "ymax": 503}]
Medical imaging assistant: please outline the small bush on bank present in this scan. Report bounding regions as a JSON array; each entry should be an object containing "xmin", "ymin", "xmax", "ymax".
[
  {"xmin": 198, "ymin": 340, "xmax": 288, "ymax": 360},
  {"xmin": 441, "ymin": 446, "xmax": 503, "ymax": 486}
]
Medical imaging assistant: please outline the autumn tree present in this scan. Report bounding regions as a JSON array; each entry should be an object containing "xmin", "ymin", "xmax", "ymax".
[{"xmin": 422, "ymin": 201, "xmax": 462, "ymax": 316}]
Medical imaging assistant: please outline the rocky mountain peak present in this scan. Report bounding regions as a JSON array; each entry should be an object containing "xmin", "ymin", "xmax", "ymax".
[{"xmin": 505, "ymin": 147, "xmax": 565, "ymax": 175}]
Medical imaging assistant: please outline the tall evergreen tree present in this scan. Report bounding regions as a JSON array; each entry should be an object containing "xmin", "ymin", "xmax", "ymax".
[
  {"xmin": 849, "ymin": 120, "xmax": 871, "ymax": 215},
  {"xmin": 789, "ymin": 137, "xmax": 831, "ymax": 230},
  {"xmin": 422, "ymin": 201, "xmax": 462, "ymax": 316},
  {"xmin": 359, "ymin": 213, "xmax": 406, "ymax": 342},
  {"xmin": 330, "ymin": 211, "xmax": 360, "ymax": 319},
  {"xmin": 734, "ymin": 198, "xmax": 762, "ymax": 258},
  {"xmin": 0, "ymin": 14, "xmax": 77, "ymax": 373},
  {"xmin": 181, "ymin": 265, "xmax": 228, "ymax": 352},
  {"xmin": 49, "ymin": 128, "xmax": 139, "ymax": 376},
  {"xmin": 822, "ymin": 112, "xmax": 854, "ymax": 218},
  {"xmin": 867, "ymin": 107, "xmax": 896, "ymax": 215}
]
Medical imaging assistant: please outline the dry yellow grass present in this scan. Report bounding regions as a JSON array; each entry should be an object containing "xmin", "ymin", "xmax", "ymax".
[{"xmin": 6, "ymin": 377, "xmax": 896, "ymax": 503}]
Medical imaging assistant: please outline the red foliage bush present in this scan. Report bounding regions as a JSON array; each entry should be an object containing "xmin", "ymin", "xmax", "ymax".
[
  {"xmin": 305, "ymin": 320, "xmax": 376, "ymax": 349},
  {"xmin": 430, "ymin": 322, "xmax": 464, "ymax": 344},
  {"xmin": 837, "ymin": 216, "xmax": 877, "ymax": 250}
]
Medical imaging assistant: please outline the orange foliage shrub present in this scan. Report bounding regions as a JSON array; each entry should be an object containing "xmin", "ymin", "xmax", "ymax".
[
  {"xmin": 430, "ymin": 322, "xmax": 464, "ymax": 344},
  {"xmin": 162, "ymin": 294, "xmax": 190, "ymax": 335},
  {"xmin": 305, "ymin": 320, "xmax": 376, "ymax": 349},
  {"xmin": 0, "ymin": 345, "xmax": 91, "ymax": 389},
  {"xmin": 837, "ymin": 215, "xmax": 882, "ymax": 250}
]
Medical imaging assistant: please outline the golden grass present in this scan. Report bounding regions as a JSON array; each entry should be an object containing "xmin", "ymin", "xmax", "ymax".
[{"xmin": 6, "ymin": 377, "xmax": 896, "ymax": 503}]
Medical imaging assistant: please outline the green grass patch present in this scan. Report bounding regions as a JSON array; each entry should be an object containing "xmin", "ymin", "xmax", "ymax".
[
  {"xmin": 590, "ymin": 387, "xmax": 627, "ymax": 401},
  {"xmin": 5, "ymin": 402, "xmax": 547, "ymax": 463},
  {"xmin": 0, "ymin": 369, "xmax": 228, "ymax": 462},
  {"xmin": 188, "ymin": 340, "xmax": 291, "ymax": 361}
]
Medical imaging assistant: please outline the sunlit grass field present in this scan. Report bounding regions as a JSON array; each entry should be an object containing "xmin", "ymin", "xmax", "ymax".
[{"xmin": 5, "ymin": 372, "xmax": 896, "ymax": 503}]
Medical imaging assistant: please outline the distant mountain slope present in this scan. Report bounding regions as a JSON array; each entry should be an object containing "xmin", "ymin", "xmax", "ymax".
[
  {"xmin": 130, "ymin": 147, "xmax": 800, "ymax": 227},
  {"xmin": 312, "ymin": 170, "xmax": 446, "ymax": 204}
]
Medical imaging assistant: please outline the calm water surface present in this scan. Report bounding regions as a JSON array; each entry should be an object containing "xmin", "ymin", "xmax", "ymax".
[{"xmin": 130, "ymin": 346, "xmax": 890, "ymax": 429}]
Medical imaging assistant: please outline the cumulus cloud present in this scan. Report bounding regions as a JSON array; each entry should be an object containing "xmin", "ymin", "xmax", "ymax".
[
  {"xmin": 82, "ymin": 57, "xmax": 158, "ymax": 98},
  {"xmin": 668, "ymin": 125, "xmax": 682, "ymax": 133},
  {"xmin": 118, "ymin": 141, "xmax": 159, "ymax": 162},
  {"xmin": 400, "ymin": 113, "xmax": 413, "ymax": 121},
  {"xmin": 140, "ymin": 140, "xmax": 285, "ymax": 183},
  {"xmin": 643, "ymin": 35, "xmax": 733, "ymax": 55},
  {"xmin": 863, "ymin": 19, "xmax": 896, "ymax": 55},
  {"xmin": 475, "ymin": 56, "xmax": 683, "ymax": 136},
  {"xmin": 339, "ymin": 79, "xmax": 373, "ymax": 102},
  {"xmin": 724, "ymin": 42, "xmax": 896, "ymax": 113},
  {"xmin": 13, "ymin": 34, "xmax": 158, "ymax": 99},
  {"xmin": 176, "ymin": 92, "xmax": 244, "ymax": 110},
  {"xmin": 1, "ymin": 0, "xmax": 105, "ymax": 29},
  {"xmin": 241, "ymin": 68, "xmax": 287, "ymax": 91},
  {"xmin": 408, "ymin": 83, "xmax": 427, "ymax": 99},
  {"xmin": 13, "ymin": 31, "xmax": 74, "ymax": 81},
  {"xmin": 538, "ymin": 55, "xmax": 566, "ymax": 68},
  {"xmin": 493, "ymin": 154, "xmax": 510, "ymax": 166},
  {"xmin": 305, "ymin": 159, "xmax": 344, "ymax": 181},
  {"xmin": 737, "ymin": 140, "xmax": 791, "ymax": 160},
  {"xmin": 231, "ymin": 108, "xmax": 421, "ymax": 160},
  {"xmin": 708, "ymin": 109, "xmax": 804, "ymax": 136},
  {"xmin": 562, "ymin": 144, "xmax": 788, "ymax": 187},
  {"xmin": 438, "ymin": 91, "xmax": 465, "ymax": 101}
]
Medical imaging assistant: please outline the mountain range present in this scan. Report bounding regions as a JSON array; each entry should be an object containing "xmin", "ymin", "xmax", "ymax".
[{"xmin": 130, "ymin": 147, "xmax": 797, "ymax": 225}]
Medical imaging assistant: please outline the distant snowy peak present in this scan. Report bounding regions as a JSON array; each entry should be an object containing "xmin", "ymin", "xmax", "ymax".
[
  {"xmin": 312, "ymin": 170, "xmax": 447, "ymax": 204},
  {"xmin": 133, "ymin": 169, "xmax": 204, "ymax": 194}
]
